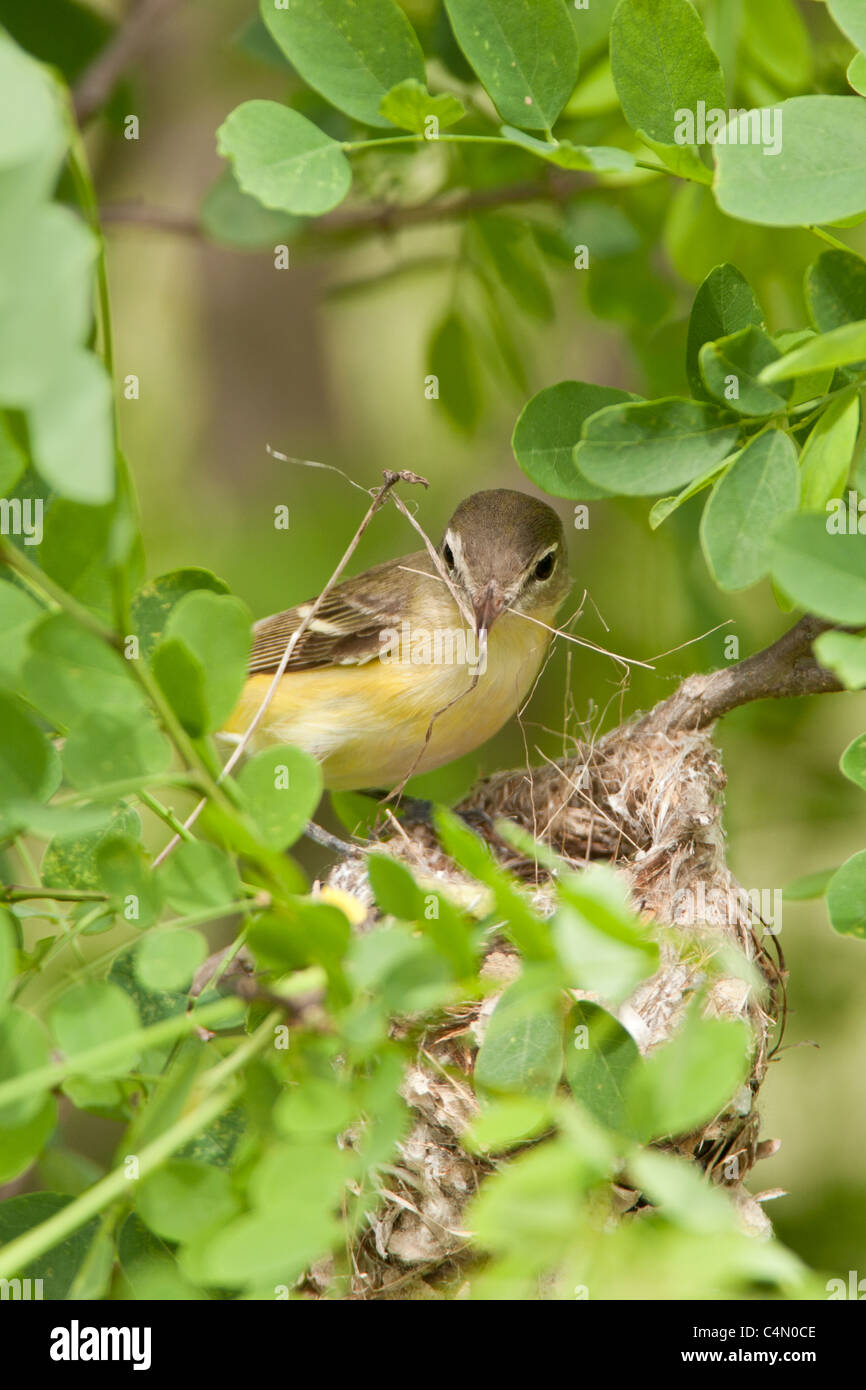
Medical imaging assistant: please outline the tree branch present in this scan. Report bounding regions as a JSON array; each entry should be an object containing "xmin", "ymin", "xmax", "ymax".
[
  {"xmin": 73, "ymin": 0, "xmax": 180, "ymax": 125},
  {"xmin": 640, "ymin": 616, "xmax": 844, "ymax": 736},
  {"xmin": 99, "ymin": 169, "xmax": 587, "ymax": 242}
]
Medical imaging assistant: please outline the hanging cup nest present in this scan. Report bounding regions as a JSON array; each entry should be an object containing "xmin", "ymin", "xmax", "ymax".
[{"xmin": 316, "ymin": 617, "xmax": 839, "ymax": 1297}]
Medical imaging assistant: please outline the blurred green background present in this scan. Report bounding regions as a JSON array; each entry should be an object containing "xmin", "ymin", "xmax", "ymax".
[{"xmin": 17, "ymin": 0, "xmax": 865, "ymax": 1281}]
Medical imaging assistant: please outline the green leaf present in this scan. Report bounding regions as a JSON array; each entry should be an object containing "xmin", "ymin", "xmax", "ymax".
[
  {"xmin": 610, "ymin": 0, "xmax": 725, "ymax": 148},
  {"xmin": 464, "ymin": 1095, "xmax": 552, "ymax": 1152},
  {"xmin": 235, "ymin": 743, "xmax": 323, "ymax": 849},
  {"xmin": 96, "ymin": 835, "xmax": 163, "ymax": 929},
  {"xmin": 131, "ymin": 567, "xmax": 230, "ymax": 661},
  {"xmin": 188, "ymin": 1198, "xmax": 339, "ymax": 1291},
  {"xmin": 841, "ymin": 732, "xmax": 866, "ymax": 791},
  {"xmin": 805, "ymin": 249, "xmax": 866, "ymax": 334},
  {"xmin": 0, "ymin": 1006, "xmax": 51, "ymax": 1125},
  {"xmin": 564, "ymin": 1001, "xmax": 641, "ymax": 1136},
  {"xmin": 512, "ymin": 380, "xmax": 638, "ymax": 499},
  {"xmin": 200, "ymin": 167, "xmax": 302, "ymax": 251},
  {"xmin": 828, "ymin": 0, "xmax": 866, "ymax": 53},
  {"xmin": 50, "ymin": 980, "xmax": 141, "ymax": 1079},
  {"xmin": 160, "ymin": 839, "xmax": 242, "ymax": 915},
  {"xmin": 648, "ymin": 450, "xmax": 736, "ymax": 530},
  {"xmin": 367, "ymin": 852, "xmax": 424, "ymax": 919},
  {"xmin": 137, "ymin": 1159, "xmax": 240, "ymax": 1243},
  {"xmin": 827, "ymin": 850, "xmax": 866, "ymax": 939},
  {"xmin": 630, "ymin": 1147, "xmax": 735, "ymax": 1233},
  {"xmin": 37, "ymin": 501, "xmax": 116, "ymax": 621},
  {"xmin": 65, "ymin": 1219, "xmax": 116, "ymax": 1302},
  {"xmin": 0, "ymin": 692, "xmax": 60, "ymax": 818},
  {"xmin": 770, "ymin": 514, "xmax": 866, "ymax": 624},
  {"xmin": 714, "ymin": 97, "xmax": 866, "ymax": 227},
  {"xmin": 467, "ymin": 1131, "xmax": 605, "ymax": 1264},
  {"xmin": 135, "ymin": 929, "xmax": 207, "ymax": 993},
  {"xmin": 0, "ymin": 412, "xmax": 26, "ymax": 494},
  {"xmin": 247, "ymin": 904, "xmax": 350, "ymax": 994},
  {"xmin": 434, "ymin": 808, "xmax": 554, "ymax": 959},
  {"xmin": 0, "ymin": 37, "xmax": 67, "ymax": 208},
  {"xmin": 700, "ymin": 430, "xmax": 798, "ymax": 591},
  {"xmin": 41, "ymin": 805, "xmax": 141, "ymax": 893},
  {"xmin": 216, "ymin": 101, "xmax": 351, "ymax": 217},
  {"xmin": 471, "ymin": 214, "xmax": 553, "ymax": 320},
  {"xmin": 379, "ymin": 78, "xmax": 466, "ymax": 132},
  {"xmin": 699, "ymin": 325, "xmax": 790, "ymax": 417},
  {"xmin": 273, "ymin": 1080, "xmax": 356, "ymax": 1138},
  {"xmin": 109, "ymin": 948, "xmax": 187, "ymax": 1030},
  {"xmin": 262, "ymin": 0, "xmax": 425, "ymax": 128},
  {"xmin": 151, "ymin": 590, "xmax": 251, "ymax": 736},
  {"xmin": 784, "ymin": 868, "xmax": 837, "ymax": 902},
  {"xmin": 848, "ymin": 52, "xmax": 866, "ymax": 98},
  {"xmin": 799, "ymin": 390, "xmax": 860, "ymax": 511},
  {"xmin": 551, "ymin": 867, "xmax": 658, "ymax": 1002},
  {"xmin": 37, "ymin": 1146, "xmax": 103, "ymax": 1198},
  {"xmin": 349, "ymin": 923, "xmax": 452, "ymax": 1012},
  {"xmin": 474, "ymin": 966, "xmax": 564, "ymax": 1099},
  {"xmin": 443, "ymin": 0, "xmax": 579, "ymax": 133},
  {"xmin": 0, "ymin": 1096, "xmax": 57, "ymax": 1184},
  {"xmin": 23, "ymin": 614, "xmax": 145, "ymax": 731},
  {"xmin": 813, "ymin": 631, "xmax": 866, "ymax": 691},
  {"xmin": 760, "ymin": 320, "xmax": 866, "ymax": 383},
  {"xmin": 0, "ymin": 205, "xmax": 96, "ymax": 405},
  {"xmin": 63, "ymin": 709, "xmax": 172, "ymax": 793},
  {"xmin": 0, "ymin": 1193, "xmax": 101, "ymax": 1298},
  {"xmin": 28, "ymin": 351, "xmax": 114, "ymax": 504},
  {"xmin": 686, "ymin": 263, "xmax": 764, "ymax": 399},
  {"xmin": 626, "ymin": 1007, "xmax": 751, "ymax": 1141},
  {"xmin": 427, "ymin": 311, "xmax": 481, "ymax": 433},
  {"xmin": 500, "ymin": 125, "xmax": 635, "ymax": 172},
  {"xmin": 574, "ymin": 398, "xmax": 740, "ymax": 496},
  {"xmin": 367, "ymin": 854, "xmax": 475, "ymax": 976},
  {"xmin": 773, "ymin": 331, "xmax": 834, "ymax": 410}
]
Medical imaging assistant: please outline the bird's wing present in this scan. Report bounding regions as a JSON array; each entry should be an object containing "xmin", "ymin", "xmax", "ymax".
[{"xmin": 248, "ymin": 549, "xmax": 434, "ymax": 674}]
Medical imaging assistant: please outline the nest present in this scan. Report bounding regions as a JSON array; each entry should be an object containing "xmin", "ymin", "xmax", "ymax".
[{"xmin": 318, "ymin": 688, "xmax": 788, "ymax": 1299}]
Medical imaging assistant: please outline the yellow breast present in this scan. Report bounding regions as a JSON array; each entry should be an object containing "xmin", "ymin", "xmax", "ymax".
[{"xmin": 221, "ymin": 606, "xmax": 556, "ymax": 791}]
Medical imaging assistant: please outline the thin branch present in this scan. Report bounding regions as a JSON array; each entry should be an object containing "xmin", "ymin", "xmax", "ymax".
[
  {"xmin": 99, "ymin": 169, "xmax": 587, "ymax": 243},
  {"xmin": 73, "ymin": 0, "xmax": 180, "ymax": 125}
]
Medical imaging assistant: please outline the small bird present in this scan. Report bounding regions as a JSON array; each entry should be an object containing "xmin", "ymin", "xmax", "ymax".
[{"xmin": 222, "ymin": 489, "xmax": 571, "ymax": 790}]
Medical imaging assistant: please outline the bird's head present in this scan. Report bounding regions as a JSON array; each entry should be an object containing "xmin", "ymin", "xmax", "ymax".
[{"xmin": 440, "ymin": 489, "xmax": 571, "ymax": 635}]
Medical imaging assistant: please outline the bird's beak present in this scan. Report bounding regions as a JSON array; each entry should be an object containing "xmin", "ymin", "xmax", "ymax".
[{"xmin": 473, "ymin": 581, "xmax": 507, "ymax": 635}]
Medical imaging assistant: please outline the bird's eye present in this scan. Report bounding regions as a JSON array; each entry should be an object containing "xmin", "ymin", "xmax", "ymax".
[
  {"xmin": 534, "ymin": 551, "xmax": 555, "ymax": 580},
  {"xmin": 443, "ymin": 543, "xmax": 455, "ymax": 569}
]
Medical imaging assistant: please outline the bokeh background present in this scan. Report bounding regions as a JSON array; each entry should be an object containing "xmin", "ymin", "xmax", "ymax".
[{"xmin": 11, "ymin": 0, "xmax": 865, "ymax": 1281}]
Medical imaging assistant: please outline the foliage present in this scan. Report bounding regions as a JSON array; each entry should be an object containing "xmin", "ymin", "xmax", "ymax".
[{"xmin": 0, "ymin": 0, "xmax": 863, "ymax": 1301}]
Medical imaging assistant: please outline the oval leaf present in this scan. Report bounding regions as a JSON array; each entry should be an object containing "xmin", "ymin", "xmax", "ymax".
[
  {"xmin": 235, "ymin": 743, "xmax": 323, "ymax": 849},
  {"xmin": 827, "ymin": 850, "xmax": 866, "ymax": 938},
  {"xmin": 443, "ymin": 0, "xmax": 579, "ymax": 133},
  {"xmin": 262, "ymin": 0, "xmax": 425, "ymax": 128},
  {"xmin": 770, "ymin": 514, "xmax": 866, "ymax": 624},
  {"xmin": 700, "ymin": 430, "xmax": 798, "ymax": 591},
  {"xmin": 715, "ymin": 97, "xmax": 866, "ymax": 227},
  {"xmin": 610, "ymin": 0, "xmax": 725, "ymax": 147},
  {"xmin": 513, "ymin": 380, "xmax": 638, "ymax": 499},
  {"xmin": 575, "ymin": 398, "xmax": 740, "ymax": 496},
  {"xmin": 216, "ymin": 101, "xmax": 351, "ymax": 216}
]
